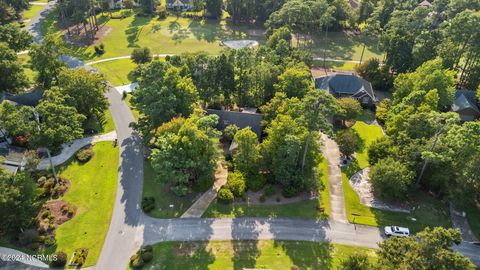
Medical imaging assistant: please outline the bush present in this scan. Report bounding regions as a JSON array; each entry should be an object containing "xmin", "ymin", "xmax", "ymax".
[
  {"xmin": 122, "ymin": 91, "xmax": 128, "ymax": 100},
  {"xmin": 247, "ymin": 174, "xmax": 266, "ymax": 191},
  {"xmin": 282, "ymin": 185, "xmax": 301, "ymax": 198},
  {"xmin": 142, "ymin": 197, "xmax": 155, "ymax": 213},
  {"xmin": 355, "ymin": 58, "xmax": 393, "ymax": 91},
  {"xmin": 339, "ymin": 253, "xmax": 372, "ymax": 270},
  {"xmin": 259, "ymin": 194, "xmax": 266, "ymax": 203},
  {"xmin": 18, "ymin": 229, "xmax": 38, "ymax": 246},
  {"xmin": 226, "ymin": 171, "xmax": 246, "ymax": 197},
  {"xmin": 76, "ymin": 147, "xmax": 94, "ymax": 163},
  {"xmin": 94, "ymin": 44, "xmax": 106, "ymax": 55},
  {"xmin": 218, "ymin": 188, "xmax": 234, "ymax": 204},
  {"xmin": 44, "ymin": 236, "xmax": 56, "ymax": 246},
  {"xmin": 50, "ymin": 251, "xmax": 67, "ymax": 267},
  {"xmin": 131, "ymin": 47, "xmax": 153, "ymax": 64},
  {"xmin": 369, "ymin": 158, "xmax": 414, "ymax": 200},
  {"xmin": 336, "ymin": 129, "xmax": 360, "ymax": 158},
  {"xmin": 263, "ymin": 184, "xmax": 274, "ymax": 197},
  {"xmin": 141, "ymin": 251, "xmax": 153, "ymax": 262},
  {"xmin": 223, "ymin": 124, "xmax": 239, "ymax": 142}
]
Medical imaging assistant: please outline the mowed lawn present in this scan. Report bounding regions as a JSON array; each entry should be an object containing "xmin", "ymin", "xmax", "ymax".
[
  {"xmin": 51, "ymin": 142, "xmax": 119, "ymax": 266},
  {"xmin": 42, "ymin": 10, "xmax": 265, "ymax": 61},
  {"xmin": 22, "ymin": 4, "xmax": 44, "ymax": 22},
  {"xmin": 128, "ymin": 240, "xmax": 376, "ymax": 270},
  {"xmin": 341, "ymin": 120, "xmax": 452, "ymax": 232},
  {"xmin": 203, "ymin": 157, "xmax": 330, "ymax": 219},
  {"xmin": 92, "ymin": 58, "xmax": 137, "ymax": 86}
]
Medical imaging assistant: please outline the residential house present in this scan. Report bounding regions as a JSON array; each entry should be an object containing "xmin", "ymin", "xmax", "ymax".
[
  {"xmin": 452, "ymin": 90, "xmax": 480, "ymax": 122},
  {"xmin": 166, "ymin": 0, "xmax": 193, "ymax": 10},
  {"xmin": 207, "ymin": 109, "xmax": 263, "ymax": 138},
  {"xmin": 314, "ymin": 74, "xmax": 377, "ymax": 106}
]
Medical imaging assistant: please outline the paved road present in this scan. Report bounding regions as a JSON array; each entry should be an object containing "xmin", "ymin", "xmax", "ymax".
[{"xmin": 6, "ymin": 2, "xmax": 478, "ymax": 269}]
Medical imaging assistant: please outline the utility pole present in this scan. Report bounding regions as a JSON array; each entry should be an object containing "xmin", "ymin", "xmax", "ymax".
[{"xmin": 33, "ymin": 111, "xmax": 59, "ymax": 186}]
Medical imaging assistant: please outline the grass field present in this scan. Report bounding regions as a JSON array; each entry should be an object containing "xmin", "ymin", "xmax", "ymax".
[
  {"xmin": 142, "ymin": 161, "xmax": 197, "ymax": 218},
  {"xmin": 313, "ymin": 60, "xmax": 359, "ymax": 71},
  {"xmin": 127, "ymin": 240, "xmax": 376, "ymax": 270},
  {"xmin": 351, "ymin": 121, "xmax": 384, "ymax": 168},
  {"xmin": 203, "ymin": 157, "xmax": 330, "ymax": 219},
  {"xmin": 92, "ymin": 58, "xmax": 138, "ymax": 86},
  {"xmin": 49, "ymin": 142, "xmax": 119, "ymax": 266},
  {"xmin": 17, "ymin": 54, "xmax": 36, "ymax": 83}
]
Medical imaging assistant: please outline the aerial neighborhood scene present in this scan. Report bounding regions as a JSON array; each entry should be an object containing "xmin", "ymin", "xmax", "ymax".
[{"xmin": 1, "ymin": 0, "xmax": 480, "ymax": 269}]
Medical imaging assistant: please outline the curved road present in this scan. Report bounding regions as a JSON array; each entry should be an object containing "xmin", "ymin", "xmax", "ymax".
[{"xmin": 6, "ymin": 1, "xmax": 479, "ymax": 269}]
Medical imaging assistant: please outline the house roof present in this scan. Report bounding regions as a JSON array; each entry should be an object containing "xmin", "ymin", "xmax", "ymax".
[
  {"xmin": 1, "ymin": 89, "xmax": 44, "ymax": 107},
  {"xmin": 452, "ymin": 90, "xmax": 480, "ymax": 114},
  {"xmin": 314, "ymin": 74, "xmax": 377, "ymax": 102},
  {"xmin": 207, "ymin": 109, "xmax": 263, "ymax": 138},
  {"xmin": 419, "ymin": 0, "xmax": 433, "ymax": 7}
]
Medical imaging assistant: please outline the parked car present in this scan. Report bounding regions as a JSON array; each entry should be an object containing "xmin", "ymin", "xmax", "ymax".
[{"xmin": 385, "ymin": 226, "xmax": 410, "ymax": 237}]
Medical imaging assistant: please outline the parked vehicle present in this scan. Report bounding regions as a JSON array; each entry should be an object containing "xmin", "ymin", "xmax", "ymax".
[{"xmin": 385, "ymin": 226, "xmax": 410, "ymax": 237}]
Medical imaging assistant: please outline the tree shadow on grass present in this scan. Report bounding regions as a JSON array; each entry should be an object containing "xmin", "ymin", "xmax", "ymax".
[
  {"xmin": 188, "ymin": 19, "xmax": 225, "ymax": 43},
  {"xmin": 126, "ymin": 14, "xmax": 153, "ymax": 48},
  {"xmin": 276, "ymin": 241, "xmax": 334, "ymax": 270},
  {"xmin": 231, "ymin": 219, "xmax": 260, "ymax": 270}
]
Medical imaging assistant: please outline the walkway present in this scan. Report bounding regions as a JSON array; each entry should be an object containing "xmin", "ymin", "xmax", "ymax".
[
  {"xmin": 37, "ymin": 131, "xmax": 116, "ymax": 170},
  {"xmin": 450, "ymin": 203, "xmax": 479, "ymax": 242},
  {"xmin": 321, "ymin": 134, "xmax": 348, "ymax": 223},
  {"xmin": 181, "ymin": 162, "xmax": 228, "ymax": 218}
]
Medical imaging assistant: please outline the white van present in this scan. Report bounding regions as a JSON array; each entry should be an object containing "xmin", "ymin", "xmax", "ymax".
[{"xmin": 384, "ymin": 226, "xmax": 410, "ymax": 237}]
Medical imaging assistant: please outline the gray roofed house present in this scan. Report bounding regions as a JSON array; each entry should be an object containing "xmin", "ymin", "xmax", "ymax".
[
  {"xmin": 0, "ymin": 89, "xmax": 44, "ymax": 107},
  {"xmin": 166, "ymin": 0, "xmax": 192, "ymax": 9},
  {"xmin": 0, "ymin": 145, "xmax": 26, "ymax": 175},
  {"xmin": 452, "ymin": 90, "xmax": 480, "ymax": 121},
  {"xmin": 315, "ymin": 74, "xmax": 377, "ymax": 106},
  {"xmin": 207, "ymin": 109, "xmax": 263, "ymax": 138}
]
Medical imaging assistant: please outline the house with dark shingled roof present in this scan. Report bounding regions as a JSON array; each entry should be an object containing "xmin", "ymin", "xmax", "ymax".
[
  {"xmin": 452, "ymin": 90, "xmax": 480, "ymax": 122},
  {"xmin": 314, "ymin": 74, "xmax": 377, "ymax": 106}
]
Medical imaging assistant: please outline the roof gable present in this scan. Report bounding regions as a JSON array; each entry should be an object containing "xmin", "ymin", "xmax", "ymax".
[
  {"xmin": 453, "ymin": 90, "xmax": 480, "ymax": 114},
  {"xmin": 314, "ymin": 74, "xmax": 377, "ymax": 101},
  {"xmin": 207, "ymin": 109, "xmax": 263, "ymax": 138}
]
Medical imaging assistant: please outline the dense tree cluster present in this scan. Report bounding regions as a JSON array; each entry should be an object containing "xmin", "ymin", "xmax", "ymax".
[{"xmin": 0, "ymin": 0, "xmax": 29, "ymax": 24}]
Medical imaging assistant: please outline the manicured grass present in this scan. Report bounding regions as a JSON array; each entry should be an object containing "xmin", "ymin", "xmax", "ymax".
[
  {"xmin": 22, "ymin": 4, "xmax": 44, "ymax": 22},
  {"xmin": 50, "ymin": 142, "xmax": 119, "ymax": 266},
  {"xmin": 17, "ymin": 54, "xmax": 37, "ymax": 84},
  {"xmin": 342, "ymin": 173, "xmax": 452, "ymax": 233},
  {"xmin": 351, "ymin": 121, "xmax": 384, "ymax": 168},
  {"xmin": 92, "ymin": 58, "xmax": 137, "ymax": 86},
  {"xmin": 142, "ymin": 161, "xmax": 197, "ymax": 218},
  {"xmin": 127, "ymin": 240, "xmax": 376, "ymax": 270},
  {"xmin": 42, "ymin": 11, "xmax": 265, "ymax": 61},
  {"xmin": 296, "ymin": 31, "xmax": 384, "ymax": 61},
  {"xmin": 313, "ymin": 60, "xmax": 358, "ymax": 71},
  {"xmin": 204, "ymin": 157, "xmax": 330, "ymax": 219}
]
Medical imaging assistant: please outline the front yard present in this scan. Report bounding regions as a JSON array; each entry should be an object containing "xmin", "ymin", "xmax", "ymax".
[
  {"xmin": 203, "ymin": 157, "xmax": 330, "ymax": 219},
  {"xmin": 341, "ymin": 119, "xmax": 452, "ymax": 233},
  {"xmin": 127, "ymin": 240, "xmax": 376, "ymax": 270},
  {"xmin": 48, "ymin": 142, "xmax": 119, "ymax": 266}
]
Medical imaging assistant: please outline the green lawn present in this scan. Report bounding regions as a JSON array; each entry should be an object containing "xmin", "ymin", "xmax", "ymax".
[
  {"xmin": 142, "ymin": 161, "xmax": 197, "ymax": 218},
  {"xmin": 17, "ymin": 54, "xmax": 36, "ymax": 84},
  {"xmin": 296, "ymin": 31, "xmax": 384, "ymax": 61},
  {"xmin": 341, "ymin": 120, "xmax": 451, "ymax": 232},
  {"xmin": 127, "ymin": 240, "xmax": 376, "ymax": 270},
  {"xmin": 22, "ymin": 4, "xmax": 44, "ymax": 22},
  {"xmin": 42, "ymin": 10, "xmax": 265, "ymax": 61},
  {"xmin": 350, "ymin": 120, "xmax": 384, "ymax": 168},
  {"xmin": 313, "ymin": 60, "xmax": 358, "ymax": 71},
  {"xmin": 92, "ymin": 58, "xmax": 138, "ymax": 86},
  {"xmin": 204, "ymin": 157, "xmax": 330, "ymax": 219},
  {"xmin": 48, "ymin": 142, "xmax": 119, "ymax": 267}
]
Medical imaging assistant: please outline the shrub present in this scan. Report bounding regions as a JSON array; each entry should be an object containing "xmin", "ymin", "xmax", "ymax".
[
  {"xmin": 50, "ymin": 251, "xmax": 67, "ymax": 267},
  {"xmin": 94, "ymin": 44, "xmax": 106, "ymax": 55},
  {"xmin": 247, "ymin": 174, "xmax": 266, "ymax": 191},
  {"xmin": 41, "ymin": 210, "xmax": 51, "ymax": 219},
  {"xmin": 142, "ymin": 245, "xmax": 153, "ymax": 252},
  {"xmin": 18, "ymin": 229, "xmax": 38, "ymax": 246},
  {"xmin": 76, "ymin": 147, "xmax": 94, "ymax": 163},
  {"xmin": 141, "ymin": 251, "xmax": 153, "ymax": 262},
  {"xmin": 37, "ymin": 176, "xmax": 47, "ymax": 185},
  {"xmin": 142, "ymin": 197, "xmax": 155, "ymax": 213},
  {"xmin": 44, "ymin": 236, "xmax": 56, "ymax": 246},
  {"xmin": 263, "ymin": 184, "xmax": 274, "ymax": 197},
  {"xmin": 223, "ymin": 124, "xmax": 239, "ymax": 141},
  {"xmin": 282, "ymin": 185, "xmax": 301, "ymax": 198},
  {"xmin": 369, "ymin": 158, "xmax": 414, "ymax": 200},
  {"xmin": 226, "ymin": 171, "xmax": 246, "ymax": 197},
  {"xmin": 71, "ymin": 248, "xmax": 88, "ymax": 266},
  {"xmin": 48, "ymin": 223, "xmax": 56, "ymax": 230},
  {"xmin": 122, "ymin": 91, "xmax": 128, "ymax": 100},
  {"xmin": 218, "ymin": 188, "xmax": 234, "ymax": 204},
  {"xmin": 339, "ymin": 253, "xmax": 372, "ymax": 270},
  {"xmin": 131, "ymin": 47, "xmax": 153, "ymax": 64},
  {"xmin": 259, "ymin": 194, "xmax": 266, "ymax": 203}
]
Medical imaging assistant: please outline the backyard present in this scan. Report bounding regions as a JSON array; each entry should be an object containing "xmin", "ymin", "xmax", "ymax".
[
  {"xmin": 127, "ymin": 240, "xmax": 376, "ymax": 270},
  {"xmin": 47, "ymin": 142, "xmax": 119, "ymax": 266},
  {"xmin": 341, "ymin": 119, "xmax": 452, "ymax": 232},
  {"xmin": 203, "ymin": 157, "xmax": 330, "ymax": 219}
]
